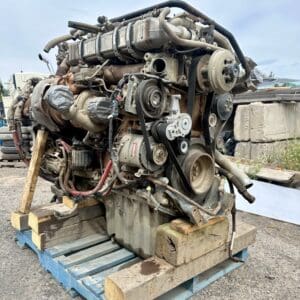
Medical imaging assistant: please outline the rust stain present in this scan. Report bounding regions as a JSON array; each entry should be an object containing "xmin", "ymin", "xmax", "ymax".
[{"xmin": 140, "ymin": 260, "xmax": 160, "ymax": 275}]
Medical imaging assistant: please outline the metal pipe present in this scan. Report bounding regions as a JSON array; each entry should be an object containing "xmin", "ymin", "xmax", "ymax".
[
  {"xmin": 109, "ymin": 0, "xmax": 250, "ymax": 78},
  {"xmin": 215, "ymin": 150, "xmax": 253, "ymax": 189},
  {"xmin": 68, "ymin": 21, "xmax": 101, "ymax": 33},
  {"xmin": 159, "ymin": 8, "xmax": 221, "ymax": 52},
  {"xmin": 147, "ymin": 177, "xmax": 218, "ymax": 217},
  {"xmin": 213, "ymin": 31, "xmax": 232, "ymax": 51},
  {"xmin": 218, "ymin": 167, "xmax": 255, "ymax": 204},
  {"xmin": 43, "ymin": 34, "xmax": 74, "ymax": 53}
]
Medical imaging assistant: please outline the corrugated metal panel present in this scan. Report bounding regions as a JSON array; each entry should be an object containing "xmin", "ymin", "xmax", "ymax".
[{"xmin": 105, "ymin": 191, "xmax": 171, "ymax": 257}]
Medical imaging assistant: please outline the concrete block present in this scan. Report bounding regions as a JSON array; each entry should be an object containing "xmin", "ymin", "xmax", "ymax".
[
  {"xmin": 297, "ymin": 103, "xmax": 300, "ymax": 137},
  {"xmin": 234, "ymin": 104, "xmax": 250, "ymax": 141},
  {"xmin": 283, "ymin": 102, "xmax": 300, "ymax": 138},
  {"xmin": 234, "ymin": 142, "xmax": 251, "ymax": 159},
  {"xmin": 250, "ymin": 141, "xmax": 288, "ymax": 160},
  {"xmin": 250, "ymin": 142, "xmax": 274, "ymax": 160},
  {"xmin": 250, "ymin": 102, "xmax": 289, "ymax": 142}
]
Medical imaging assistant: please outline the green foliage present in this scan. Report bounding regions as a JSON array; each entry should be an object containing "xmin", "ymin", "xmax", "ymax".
[
  {"xmin": 0, "ymin": 81, "xmax": 9, "ymax": 97},
  {"xmin": 260, "ymin": 140, "xmax": 300, "ymax": 171}
]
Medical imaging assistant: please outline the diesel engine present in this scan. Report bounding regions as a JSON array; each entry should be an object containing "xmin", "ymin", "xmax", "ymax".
[{"xmin": 12, "ymin": 1, "xmax": 256, "ymax": 257}]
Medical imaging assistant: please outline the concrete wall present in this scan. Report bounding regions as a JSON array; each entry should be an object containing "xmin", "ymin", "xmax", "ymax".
[{"xmin": 234, "ymin": 102, "xmax": 299, "ymax": 160}]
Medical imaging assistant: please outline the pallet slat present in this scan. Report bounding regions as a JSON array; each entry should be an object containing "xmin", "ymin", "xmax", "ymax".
[
  {"xmin": 69, "ymin": 248, "xmax": 136, "ymax": 279},
  {"xmin": 46, "ymin": 233, "xmax": 109, "ymax": 257},
  {"xmin": 58, "ymin": 241, "xmax": 121, "ymax": 268},
  {"xmin": 82, "ymin": 257, "xmax": 141, "ymax": 296}
]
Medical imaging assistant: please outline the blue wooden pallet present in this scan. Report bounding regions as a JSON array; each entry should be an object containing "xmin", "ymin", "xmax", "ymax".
[{"xmin": 16, "ymin": 230, "xmax": 248, "ymax": 299}]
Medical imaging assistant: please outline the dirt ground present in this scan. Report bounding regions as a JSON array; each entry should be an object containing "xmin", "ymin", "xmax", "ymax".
[{"xmin": 0, "ymin": 163, "xmax": 299, "ymax": 300}]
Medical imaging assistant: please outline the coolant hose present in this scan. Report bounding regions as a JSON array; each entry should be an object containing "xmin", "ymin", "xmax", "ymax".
[
  {"xmin": 215, "ymin": 150, "xmax": 253, "ymax": 189},
  {"xmin": 159, "ymin": 8, "xmax": 221, "ymax": 52},
  {"xmin": 67, "ymin": 160, "xmax": 113, "ymax": 196},
  {"xmin": 44, "ymin": 34, "xmax": 73, "ymax": 53},
  {"xmin": 218, "ymin": 167, "xmax": 255, "ymax": 204}
]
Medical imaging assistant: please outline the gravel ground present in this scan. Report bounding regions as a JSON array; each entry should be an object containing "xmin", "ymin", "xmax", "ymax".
[{"xmin": 0, "ymin": 164, "xmax": 299, "ymax": 300}]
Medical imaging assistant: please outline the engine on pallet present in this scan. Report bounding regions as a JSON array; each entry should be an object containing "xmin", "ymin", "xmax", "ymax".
[{"xmin": 15, "ymin": 1, "xmax": 256, "ymax": 257}]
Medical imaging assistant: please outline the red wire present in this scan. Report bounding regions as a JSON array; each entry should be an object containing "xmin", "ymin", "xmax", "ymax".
[{"xmin": 68, "ymin": 159, "xmax": 113, "ymax": 196}]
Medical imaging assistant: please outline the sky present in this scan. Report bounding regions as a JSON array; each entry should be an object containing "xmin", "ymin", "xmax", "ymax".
[{"xmin": 0, "ymin": 0, "xmax": 299, "ymax": 83}]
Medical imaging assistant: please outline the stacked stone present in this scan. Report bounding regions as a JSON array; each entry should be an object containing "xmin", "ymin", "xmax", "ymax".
[{"xmin": 234, "ymin": 102, "xmax": 300, "ymax": 160}]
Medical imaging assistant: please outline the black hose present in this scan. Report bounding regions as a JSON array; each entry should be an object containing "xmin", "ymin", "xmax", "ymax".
[
  {"xmin": 135, "ymin": 85, "xmax": 153, "ymax": 162},
  {"xmin": 108, "ymin": 0, "xmax": 250, "ymax": 78},
  {"xmin": 218, "ymin": 167, "xmax": 255, "ymax": 204},
  {"xmin": 224, "ymin": 177, "xmax": 244, "ymax": 262},
  {"xmin": 155, "ymin": 122, "xmax": 193, "ymax": 193},
  {"xmin": 202, "ymin": 92, "xmax": 214, "ymax": 148},
  {"xmin": 108, "ymin": 118, "xmax": 113, "ymax": 153},
  {"xmin": 187, "ymin": 56, "xmax": 202, "ymax": 117},
  {"xmin": 229, "ymin": 200, "xmax": 244, "ymax": 262},
  {"xmin": 68, "ymin": 21, "xmax": 101, "ymax": 33}
]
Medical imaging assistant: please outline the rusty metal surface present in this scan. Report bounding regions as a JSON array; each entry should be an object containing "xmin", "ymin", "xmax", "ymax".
[{"xmin": 105, "ymin": 191, "xmax": 171, "ymax": 257}]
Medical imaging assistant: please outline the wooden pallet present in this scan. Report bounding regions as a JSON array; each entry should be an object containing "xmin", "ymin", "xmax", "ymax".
[
  {"xmin": 15, "ymin": 228, "xmax": 252, "ymax": 300},
  {"xmin": 16, "ymin": 230, "xmax": 138, "ymax": 299}
]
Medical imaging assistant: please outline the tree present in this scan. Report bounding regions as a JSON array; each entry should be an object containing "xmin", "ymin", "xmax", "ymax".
[{"xmin": 0, "ymin": 80, "xmax": 9, "ymax": 97}]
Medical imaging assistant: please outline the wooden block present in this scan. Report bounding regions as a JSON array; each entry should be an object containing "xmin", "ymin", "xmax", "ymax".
[
  {"xmin": 32, "ymin": 216, "xmax": 106, "ymax": 250},
  {"xmin": 19, "ymin": 129, "xmax": 48, "ymax": 214},
  {"xmin": 170, "ymin": 216, "xmax": 226, "ymax": 234},
  {"xmin": 156, "ymin": 217, "xmax": 229, "ymax": 266},
  {"xmin": 29, "ymin": 203, "xmax": 104, "ymax": 234},
  {"xmin": 104, "ymin": 221, "xmax": 256, "ymax": 300},
  {"xmin": 11, "ymin": 211, "xmax": 29, "ymax": 230},
  {"xmin": 63, "ymin": 196, "xmax": 99, "ymax": 209}
]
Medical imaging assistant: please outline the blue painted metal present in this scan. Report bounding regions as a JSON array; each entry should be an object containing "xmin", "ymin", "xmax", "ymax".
[
  {"xmin": 0, "ymin": 119, "xmax": 7, "ymax": 127},
  {"xmin": 16, "ymin": 230, "xmax": 249, "ymax": 300},
  {"xmin": 0, "ymin": 119, "xmax": 7, "ymax": 145},
  {"xmin": 159, "ymin": 249, "xmax": 248, "ymax": 300},
  {"xmin": 15, "ymin": 230, "xmax": 133, "ymax": 300},
  {"xmin": 46, "ymin": 233, "xmax": 110, "ymax": 257}
]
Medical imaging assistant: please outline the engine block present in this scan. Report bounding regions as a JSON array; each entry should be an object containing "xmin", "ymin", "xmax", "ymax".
[{"xmin": 11, "ymin": 1, "xmax": 256, "ymax": 257}]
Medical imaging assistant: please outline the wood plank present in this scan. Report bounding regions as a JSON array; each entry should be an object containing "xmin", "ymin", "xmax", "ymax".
[
  {"xmin": 69, "ymin": 248, "xmax": 135, "ymax": 279},
  {"xmin": 11, "ymin": 211, "xmax": 29, "ymax": 230},
  {"xmin": 156, "ymin": 217, "xmax": 229, "ymax": 266},
  {"xmin": 226, "ymin": 155, "xmax": 300, "ymax": 186},
  {"xmin": 63, "ymin": 196, "xmax": 99, "ymax": 209},
  {"xmin": 32, "ymin": 217, "xmax": 106, "ymax": 250},
  {"xmin": 46, "ymin": 233, "xmax": 110, "ymax": 257},
  {"xmin": 104, "ymin": 221, "xmax": 256, "ymax": 300},
  {"xmin": 29, "ymin": 203, "xmax": 104, "ymax": 234},
  {"xmin": 19, "ymin": 129, "xmax": 48, "ymax": 214},
  {"xmin": 58, "ymin": 241, "xmax": 120, "ymax": 268}
]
